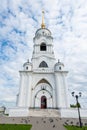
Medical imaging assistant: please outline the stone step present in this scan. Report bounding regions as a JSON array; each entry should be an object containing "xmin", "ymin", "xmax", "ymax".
[{"xmin": 29, "ymin": 109, "xmax": 60, "ymax": 117}]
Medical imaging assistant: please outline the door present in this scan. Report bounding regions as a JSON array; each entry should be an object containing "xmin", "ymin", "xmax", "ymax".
[{"xmin": 41, "ymin": 96, "xmax": 47, "ymax": 109}]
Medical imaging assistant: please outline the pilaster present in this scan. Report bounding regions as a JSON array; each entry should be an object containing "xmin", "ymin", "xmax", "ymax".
[{"xmin": 55, "ymin": 71, "xmax": 68, "ymax": 108}]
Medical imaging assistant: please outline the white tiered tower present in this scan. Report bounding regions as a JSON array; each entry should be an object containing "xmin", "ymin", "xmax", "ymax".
[{"xmin": 9, "ymin": 11, "xmax": 71, "ymax": 117}]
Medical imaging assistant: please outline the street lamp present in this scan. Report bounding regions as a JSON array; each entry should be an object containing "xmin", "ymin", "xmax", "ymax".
[{"xmin": 71, "ymin": 92, "xmax": 82, "ymax": 128}]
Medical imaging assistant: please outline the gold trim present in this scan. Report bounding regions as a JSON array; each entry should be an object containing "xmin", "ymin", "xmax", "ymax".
[{"xmin": 41, "ymin": 10, "xmax": 45, "ymax": 28}]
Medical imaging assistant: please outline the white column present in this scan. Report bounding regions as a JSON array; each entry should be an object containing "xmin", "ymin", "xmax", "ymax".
[
  {"xmin": 63, "ymin": 73, "xmax": 70, "ymax": 108},
  {"xmin": 38, "ymin": 45, "xmax": 40, "ymax": 52},
  {"xmin": 24, "ymin": 73, "xmax": 29, "ymax": 107},
  {"xmin": 30, "ymin": 88, "xmax": 34, "ymax": 108},
  {"xmin": 26, "ymin": 73, "xmax": 32, "ymax": 107},
  {"xmin": 55, "ymin": 73, "xmax": 59, "ymax": 108},
  {"xmin": 17, "ymin": 72, "xmax": 25, "ymax": 107},
  {"xmin": 55, "ymin": 72, "xmax": 67, "ymax": 108},
  {"xmin": 55, "ymin": 71, "xmax": 69, "ymax": 109},
  {"xmin": 52, "ymin": 88, "xmax": 56, "ymax": 108}
]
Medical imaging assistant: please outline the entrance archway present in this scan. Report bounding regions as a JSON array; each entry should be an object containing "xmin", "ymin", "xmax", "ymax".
[{"xmin": 41, "ymin": 96, "xmax": 47, "ymax": 109}]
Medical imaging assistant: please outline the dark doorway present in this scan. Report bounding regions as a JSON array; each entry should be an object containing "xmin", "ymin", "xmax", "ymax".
[{"xmin": 41, "ymin": 96, "xmax": 47, "ymax": 109}]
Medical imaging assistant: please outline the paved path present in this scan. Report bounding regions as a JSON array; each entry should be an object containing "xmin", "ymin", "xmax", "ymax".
[
  {"xmin": 30, "ymin": 117, "xmax": 66, "ymax": 130},
  {"xmin": 0, "ymin": 115, "xmax": 87, "ymax": 130}
]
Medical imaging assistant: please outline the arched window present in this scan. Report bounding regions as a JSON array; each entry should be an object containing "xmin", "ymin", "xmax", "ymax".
[
  {"xmin": 40, "ymin": 43, "xmax": 46, "ymax": 51},
  {"xmin": 26, "ymin": 66, "xmax": 28, "ymax": 70},
  {"xmin": 39, "ymin": 61, "xmax": 48, "ymax": 68},
  {"xmin": 59, "ymin": 66, "xmax": 61, "ymax": 70}
]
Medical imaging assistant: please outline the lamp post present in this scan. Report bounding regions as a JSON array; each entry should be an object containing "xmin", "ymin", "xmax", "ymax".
[{"xmin": 71, "ymin": 92, "xmax": 82, "ymax": 128}]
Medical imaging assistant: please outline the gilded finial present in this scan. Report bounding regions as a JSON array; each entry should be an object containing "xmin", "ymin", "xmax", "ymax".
[{"xmin": 41, "ymin": 10, "xmax": 45, "ymax": 29}]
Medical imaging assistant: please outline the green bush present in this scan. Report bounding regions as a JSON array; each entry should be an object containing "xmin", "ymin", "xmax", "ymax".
[
  {"xmin": 64, "ymin": 125, "xmax": 87, "ymax": 130},
  {"xmin": 0, "ymin": 124, "xmax": 32, "ymax": 130},
  {"xmin": 70, "ymin": 103, "xmax": 81, "ymax": 108}
]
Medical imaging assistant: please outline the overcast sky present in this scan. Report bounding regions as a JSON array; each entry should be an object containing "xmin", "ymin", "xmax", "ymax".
[{"xmin": 0, "ymin": 0, "xmax": 87, "ymax": 108}]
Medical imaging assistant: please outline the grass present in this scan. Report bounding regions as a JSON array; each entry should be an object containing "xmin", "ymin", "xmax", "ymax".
[
  {"xmin": 0, "ymin": 124, "xmax": 32, "ymax": 130},
  {"xmin": 64, "ymin": 125, "xmax": 87, "ymax": 130}
]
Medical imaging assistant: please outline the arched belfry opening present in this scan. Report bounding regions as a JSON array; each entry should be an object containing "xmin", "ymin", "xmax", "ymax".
[
  {"xmin": 39, "ymin": 61, "xmax": 48, "ymax": 68},
  {"xmin": 40, "ymin": 43, "xmax": 46, "ymax": 51},
  {"xmin": 41, "ymin": 96, "xmax": 47, "ymax": 109}
]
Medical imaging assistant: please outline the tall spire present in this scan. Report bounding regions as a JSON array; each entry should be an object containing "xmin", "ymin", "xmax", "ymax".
[{"xmin": 41, "ymin": 10, "xmax": 45, "ymax": 29}]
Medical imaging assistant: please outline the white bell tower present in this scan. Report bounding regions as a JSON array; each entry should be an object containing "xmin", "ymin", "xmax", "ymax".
[
  {"xmin": 9, "ymin": 11, "xmax": 70, "ymax": 117},
  {"xmin": 32, "ymin": 11, "xmax": 55, "ymax": 71}
]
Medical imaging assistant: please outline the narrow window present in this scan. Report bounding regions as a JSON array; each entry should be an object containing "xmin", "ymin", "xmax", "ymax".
[
  {"xmin": 40, "ymin": 43, "xmax": 46, "ymax": 51},
  {"xmin": 59, "ymin": 66, "xmax": 61, "ymax": 70},
  {"xmin": 26, "ymin": 66, "xmax": 28, "ymax": 70}
]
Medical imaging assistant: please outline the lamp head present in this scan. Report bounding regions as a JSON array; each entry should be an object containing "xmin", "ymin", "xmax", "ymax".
[
  {"xmin": 72, "ymin": 92, "xmax": 75, "ymax": 97},
  {"xmin": 79, "ymin": 92, "xmax": 82, "ymax": 97}
]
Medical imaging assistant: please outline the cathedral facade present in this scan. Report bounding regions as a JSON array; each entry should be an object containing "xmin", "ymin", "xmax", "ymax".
[
  {"xmin": 16, "ymin": 13, "xmax": 69, "ymax": 110},
  {"xmin": 9, "ymin": 11, "xmax": 87, "ymax": 118},
  {"xmin": 9, "ymin": 12, "xmax": 87, "ymax": 118}
]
